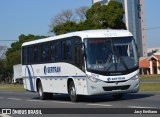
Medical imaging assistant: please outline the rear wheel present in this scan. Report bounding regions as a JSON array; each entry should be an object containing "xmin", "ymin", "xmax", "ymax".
[
  {"xmin": 38, "ymin": 82, "xmax": 53, "ymax": 100},
  {"xmin": 68, "ymin": 81, "xmax": 79, "ymax": 102}
]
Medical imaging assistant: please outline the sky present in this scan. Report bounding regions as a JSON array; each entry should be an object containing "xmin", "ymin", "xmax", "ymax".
[{"xmin": 0, "ymin": 0, "xmax": 159, "ymax": 48}]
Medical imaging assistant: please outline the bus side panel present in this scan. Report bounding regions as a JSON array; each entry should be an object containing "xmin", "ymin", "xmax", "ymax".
[
  {"xmin": 22, "ymin": 65, "xmax": 36, "ymax": 92},
  {"xmin": 40, "ymin": 78, "xmax": 53, "ymax": 93},
  {"xmin": 23, "ymin": 63, "xmax": 88, "ymax": 95},
  {"xmin": 31, "ymin": 64, "xmax": 54, "ymax": 93},
  {"xmin": 40, "ymin": 63, "xmax": 76, "ymax": 94},
  {"xmin": 74, "ymin": 67, "xmax": 88, "ymax": 95},
  {"xmin": 51, "ymin": 78, "xmax": 68, "ymax": 94}
]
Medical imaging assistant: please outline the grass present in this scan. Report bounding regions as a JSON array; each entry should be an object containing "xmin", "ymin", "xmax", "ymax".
[
  {"xmin": 140, "ymin": 74, "xmax": 160, "ymax": 80},
  {"xmin": 0, "ymin": 84, "xmax": 25, "ymax": 91},
  {"xmin": 0, "ymin": 82, "xmax": 160, "ymax": 92},
  {"xmin": 140, "ymin": 82, "xmax": 160, "ymax": 92}
]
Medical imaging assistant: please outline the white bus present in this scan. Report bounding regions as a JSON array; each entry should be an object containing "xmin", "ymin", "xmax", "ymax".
[{"xmin": 22, "ymin": 29, "xmax": 139, "ymax": 102}]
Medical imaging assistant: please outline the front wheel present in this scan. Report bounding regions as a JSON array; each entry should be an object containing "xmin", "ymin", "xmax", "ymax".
[
  {"xmin": 68, "ymin": 81, "xmax": 79, "ymax": 102},
  {"xmin": 38, "ymin": 82, "xmax": 53, "ymax": 100}
]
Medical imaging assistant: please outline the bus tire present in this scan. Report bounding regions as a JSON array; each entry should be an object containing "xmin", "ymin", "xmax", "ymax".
[
  {"xmin": 112, "ymin": 94, "xmax": 124, "ymax": 100},
  {"xmin": 69, "ymin": 81, "xmax": 79, "ymax": 102},
  {"xmin": 38, "ymin": 82, "xmax": 53, "ymax": 100}
]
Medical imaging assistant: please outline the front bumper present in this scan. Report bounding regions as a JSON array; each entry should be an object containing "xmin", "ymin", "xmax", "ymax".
[{"xmin": 86, "ymin": 78, "xmax": 139, "ymax": 95}]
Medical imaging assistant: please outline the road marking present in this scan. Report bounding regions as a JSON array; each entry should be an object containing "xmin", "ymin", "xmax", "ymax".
[
  {"xmin": 27, "ymin": 99, "xmax": 75, "ymax": 105},
  {"xmin": 129, "ymin": 106, "xmax": 156, "ymax": 108},
  {"xmin": 87, "ymin": 103, "xmax": 112, "ymax": 107},
  {"xmin": 0, "ymin": 97, "xmax": 4, "ymax": 99},
  {"xmin": 7, "ymin": 98, "xmax": 22, "ymax": 101},
  {"xmin": 52, "ymin": 101, "xmax": 74, "ymax": 104},
  {"xmin": 27, "ymin": 99, "xmax": 43, "ymax": 102},
  {"xmin": 0, "ymin": 91, "xmax": 13, "ymax": 94}
]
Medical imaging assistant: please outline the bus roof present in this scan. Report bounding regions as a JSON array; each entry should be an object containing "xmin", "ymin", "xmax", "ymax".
[{"xmin": 22, "ymin": 29, "xmax": 133, "ymax": 46}]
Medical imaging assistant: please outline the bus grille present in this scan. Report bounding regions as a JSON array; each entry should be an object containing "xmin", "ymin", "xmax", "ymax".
[{"xmin": 103, "ymin": 85, "xmax": 130, "ymax": 91}]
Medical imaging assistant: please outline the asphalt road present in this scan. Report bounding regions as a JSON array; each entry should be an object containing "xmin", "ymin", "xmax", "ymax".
[{"xmin": 0, "ymin": 91, "xmax": 160, "ymax": 117}]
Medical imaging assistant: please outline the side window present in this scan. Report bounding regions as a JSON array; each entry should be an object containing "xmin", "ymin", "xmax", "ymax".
[
  {"xmin": 41, "ymin": 43, "xmax": 49, "ymax": 63},
  {"xmin": 61, "ymin": 40, "xmax": 72, "ymax": 61},
  {"xmin": 55, "ymin": 41, "xmax": 61, "ymax": 62},
  {"xmin": 37, "ymin": 45, "xmax": 41, "ymax": 63},
  {"xmin": 22, "ymin": 47, "xmax": 27, "ymax": 65},
  {"xmin": 27, "ymin": 46, "xmax": 34, "ymax": 64},
  {"xmin": 66, "ymin": 40, "xmax": 72, "ymax": 60},
  {"xmin": 50, "ymin": 42, "xmax": 56, "ymax": 62},
  {"xmin": 62, "ymin": 40, "xmax": 67, "ymax": 61},
  {"xmin": 34, "ymin": 45, "xmax": 41, "ymax": 64}
]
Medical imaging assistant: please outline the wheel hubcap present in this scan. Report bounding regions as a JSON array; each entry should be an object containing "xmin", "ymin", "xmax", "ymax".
[
  {"xmin": 39, "ymin": 87, "xmax": 42, "ymax": 97},
  {"xmin": 71, "ymin": 86, "xmax": 76, "ymax": 97}
]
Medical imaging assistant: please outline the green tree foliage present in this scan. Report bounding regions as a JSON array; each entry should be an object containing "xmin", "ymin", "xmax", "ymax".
[
  {"xmin": 106, "ymin": 1, "xmax": 126, "ymax": 29},
  {"xmin": 50, "ymin": 1, "xmax": 126, "ymax": 35},
  {"xmin": 4, "ymin": 34, "xmax": 47, "ymax": 81},
  {"xmin": 5, "ymin": 51, "xmax": 21, "ymax": 71},
  {"xmin": 53, "ymin": 21, "xmax": 77, "ymax": 35},
  {"xmin": 0, "ymin": 59, "xmax": 5, "ymax": 82},
  {"xmin": 86, "ymin": 2, "xmax": 108, "ymax": 29}
]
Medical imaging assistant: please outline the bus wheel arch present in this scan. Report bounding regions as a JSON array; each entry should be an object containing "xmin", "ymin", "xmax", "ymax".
[
  {"xmin": 36, "ymin": 78, "xmax": 53, "ymax": 100},
  {"xmin": 67, "ymin": 78, "xmax": 79, "ymax": 102},
  {"xmin": 36, "ymin": 78, "xmax": 41, "ymax": 92},
  {"xmin": 67, "ymin": 78, "xmax": 74, "ymax": 93},
  {"xmin": 36, "ymin": 78, "xmax": 45, "ymax": 100}
]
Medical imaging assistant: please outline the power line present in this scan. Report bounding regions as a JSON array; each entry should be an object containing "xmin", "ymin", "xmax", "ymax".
[
  {"xmin": 144, "ymin": 27, "xmax": 160, "ymax": 31},
  {"xmin": 0, "ymin": 26, "xmax": 160, "ymax": 42}
]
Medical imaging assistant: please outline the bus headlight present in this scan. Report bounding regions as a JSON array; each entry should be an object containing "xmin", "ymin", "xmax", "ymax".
[
  {"xmin": 87, "ymin": 74, "xmax": 100, "ymax": 83},
  {"xmin": 131, "ymin": 74, "xmax": 139, "ymax": 80}
]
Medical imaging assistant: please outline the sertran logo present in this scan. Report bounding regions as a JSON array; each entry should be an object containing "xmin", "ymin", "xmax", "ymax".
[
  {"xmin": 44, "ymin": 66, "xmax": 61, "ymax": 75},
  {"xmin": 107, "ymin": 77, "xmax": 111, "ymax": 82}
]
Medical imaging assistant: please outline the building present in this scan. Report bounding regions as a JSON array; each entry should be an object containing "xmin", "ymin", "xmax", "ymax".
[
  {"xmin": 139, "ymin": 54, "xmax": 160, "ymax": 75},
  {"xmin": 92, "ymin": 0, "xmax": 147, "ymax": 57},
  {"xmin": 139, "ymin": 48, "xmax": 160, "ymax": 75}
]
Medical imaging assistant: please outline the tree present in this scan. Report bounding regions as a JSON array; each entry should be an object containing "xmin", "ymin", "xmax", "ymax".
[
  {"xmin": 86, "ymin": 2, "xmax": 107, "ymax": 28},
  {"xmin": 50, "ymin": 1, "xmax": 126, "ymax": 35},
  {"xmin": 53, "ymin": 21, "xmax": 77, "ymax": 35},
  {"xmin": 51, "ymin": 9, "xmax": 74, "ymax": 28},
  {"xmin": 86, "ymin": 1, "xmax": 126, "ymax": 29},
  {"xmin": 0, "ymin": 46, "xmax": 7, "ymax": 60},
  {"xmin": 4, "ymin": 34, "xmax": 47, "ymax": 82},
  {"xmin": 76, "ymin": 6, "xmax": 89, "ymax": 22},
  {"xmin": 0, "ymin": 59, "xmax": 5, "ymax": 82},
  {"xmin": 106, "ymin": 1, "xmax": 126, "ymax": 29}
]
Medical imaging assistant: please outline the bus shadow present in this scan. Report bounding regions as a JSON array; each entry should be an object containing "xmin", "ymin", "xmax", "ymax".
[
  {"xmin": 82, "ymin": 93, "xmax": 155, "ymax": 103},
  {"xmin": 32, "ymin": 94, "xmax": 70, "ymax": 101},
  {"xmin": 32, "ymin": 93, "xmax": 155, "ymax": 103}
]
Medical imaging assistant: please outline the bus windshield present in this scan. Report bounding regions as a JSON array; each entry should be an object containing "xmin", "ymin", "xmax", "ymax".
[{"xmin": 84, "ymin": 37, "xmax": 138, "ymax": 75}]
